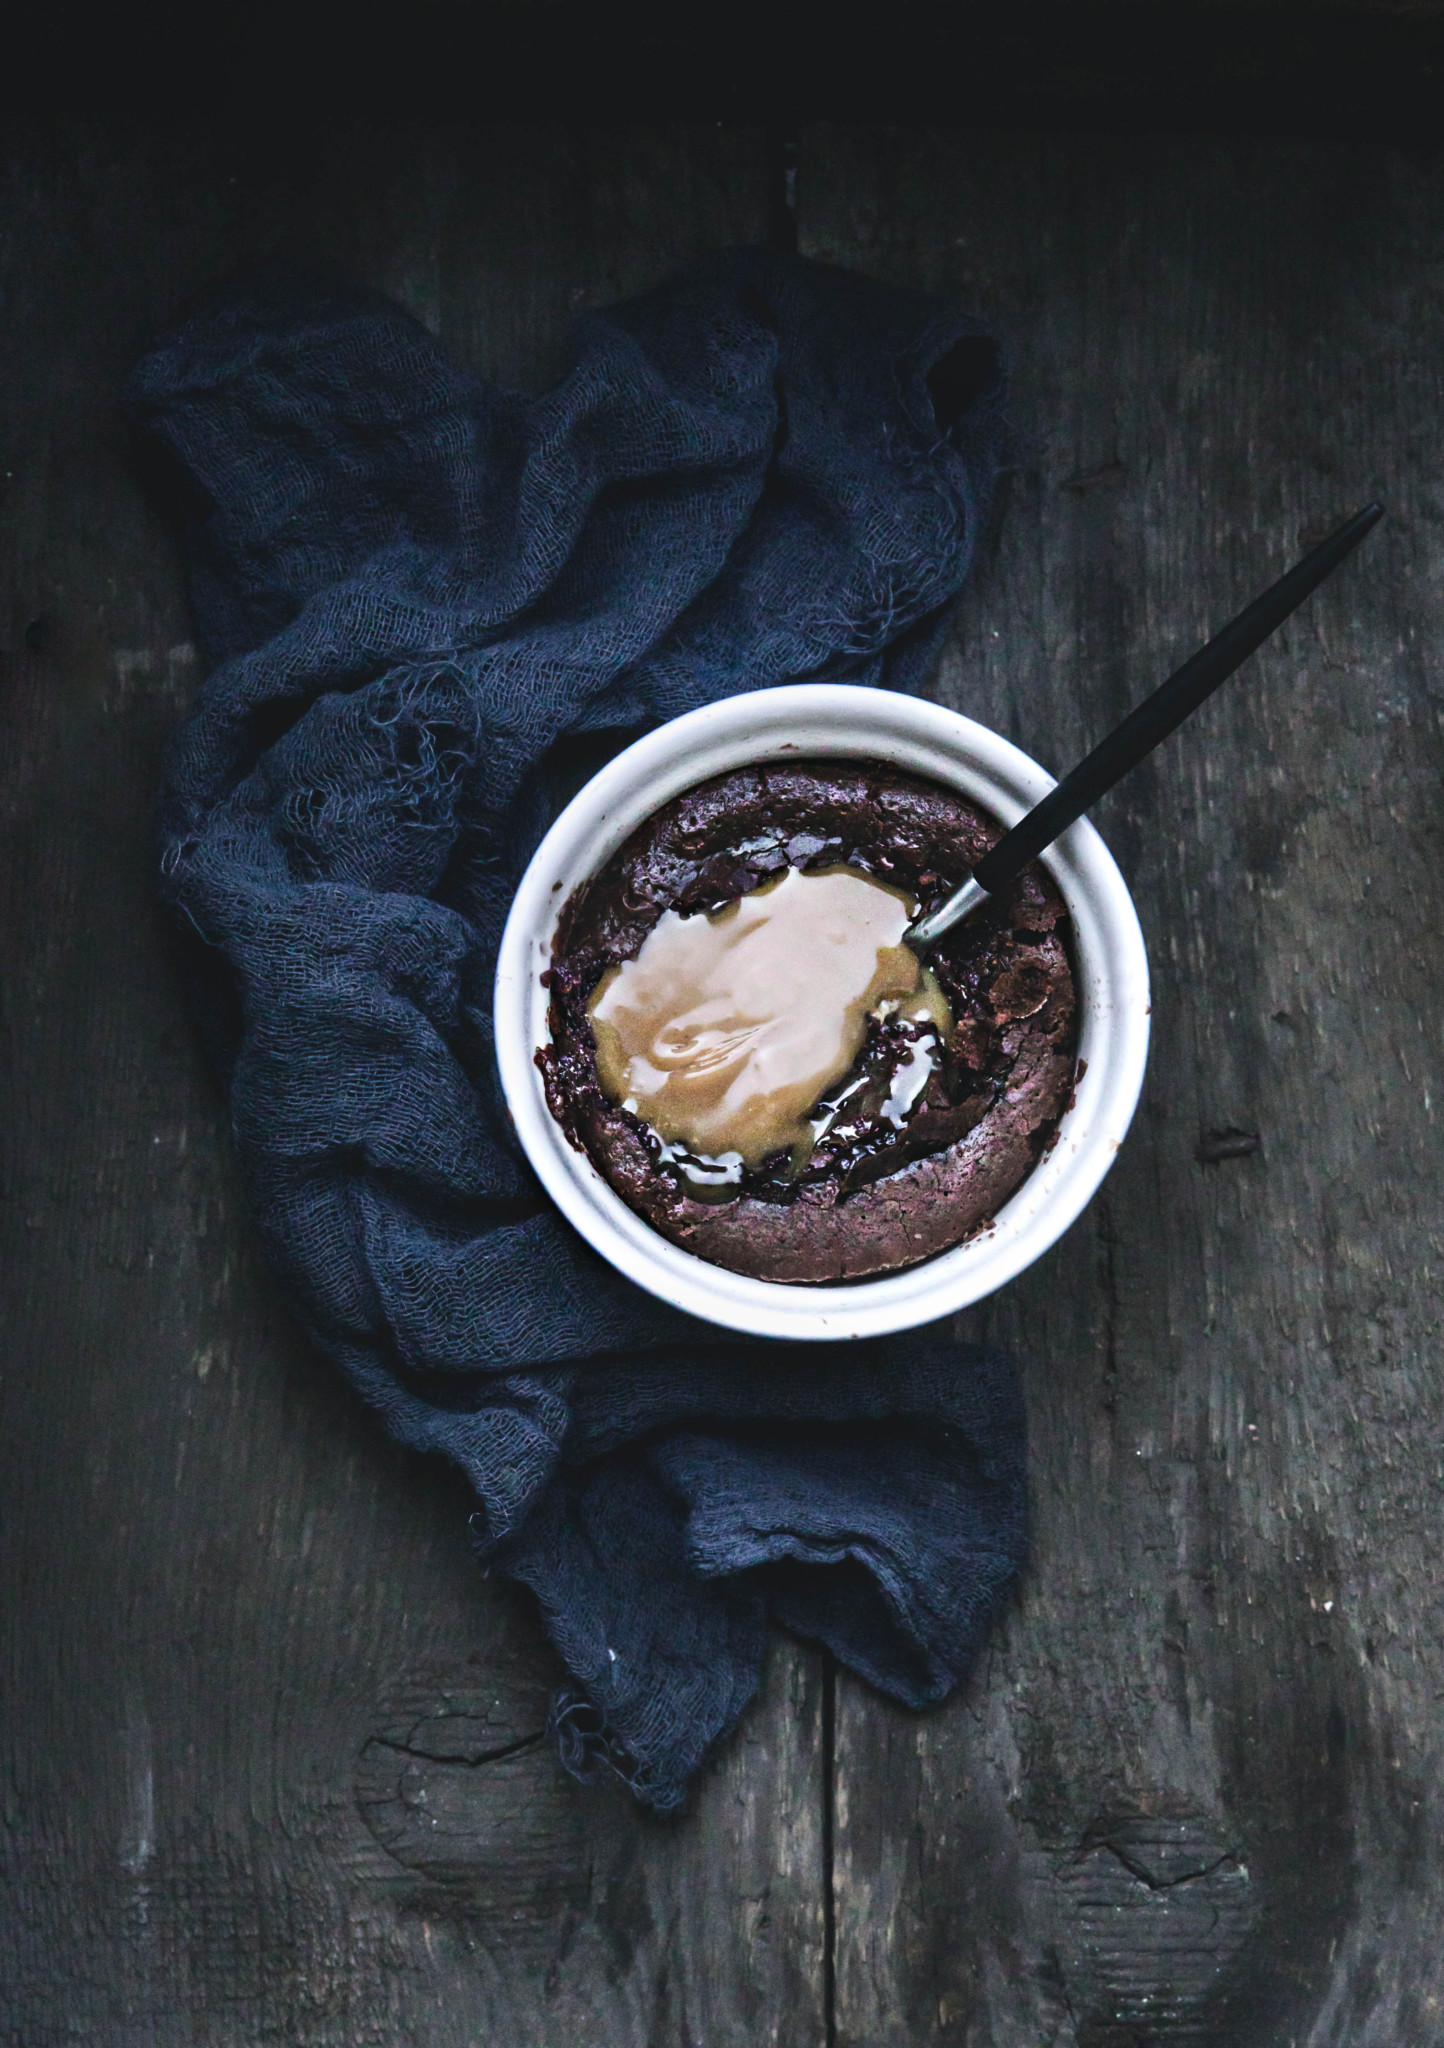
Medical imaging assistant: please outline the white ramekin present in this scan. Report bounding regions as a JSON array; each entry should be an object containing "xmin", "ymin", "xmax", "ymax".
[{"xmin": 494, "ymin": 683, "xmax": 1149, "ymax": 1341}]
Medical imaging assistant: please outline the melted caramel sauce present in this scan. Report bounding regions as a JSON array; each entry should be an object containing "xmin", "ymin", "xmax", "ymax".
[{"xmin": 587, "ymin": 866, "xmax": 952, "ymax": 1170}]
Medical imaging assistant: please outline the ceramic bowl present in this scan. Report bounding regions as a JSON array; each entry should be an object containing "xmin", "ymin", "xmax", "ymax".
[{"xmin": 494, "ymin": 683, "xmax": 1149, "ymax": 1340}]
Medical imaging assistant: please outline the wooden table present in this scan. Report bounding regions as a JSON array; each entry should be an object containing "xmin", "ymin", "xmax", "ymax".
[{"xmin": 3, "ymin": 117, "xmax": 1442, "ymax": 2046}]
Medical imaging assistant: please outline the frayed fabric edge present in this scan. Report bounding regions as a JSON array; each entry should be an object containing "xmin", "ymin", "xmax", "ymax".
[{"xmin": 546, "ymin": 1686, "xmax": 689, "ymax": 1814}]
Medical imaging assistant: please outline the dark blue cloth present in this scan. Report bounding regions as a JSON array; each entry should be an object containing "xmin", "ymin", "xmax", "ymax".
[{"xmin": 130, "ymin": 252, "xmax": 1027, "ymax": 1809}]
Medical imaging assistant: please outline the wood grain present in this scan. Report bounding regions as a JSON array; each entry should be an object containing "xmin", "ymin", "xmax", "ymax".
[
  {"xmin": 802, "ymin": 126, "xmax": 1444, "ymax": 2047},
  {"xmin": 0, "ymin": 121, "xmax": 828, "ymax": 2048},
  {"xmin": 6, "ymin": 115, "xmax": 1444, "ymax": 2047}
]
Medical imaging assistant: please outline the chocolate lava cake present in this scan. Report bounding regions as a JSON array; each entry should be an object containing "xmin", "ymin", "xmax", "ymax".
[{"xmin": 538, "ymin": 761, "xmax": 1079, "ymax": 1284}]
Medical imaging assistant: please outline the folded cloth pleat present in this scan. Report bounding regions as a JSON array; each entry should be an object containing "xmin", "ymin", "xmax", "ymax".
[{"xmin": 130, "ymin": 250, "xmax": 1025, "ymax": 1809}]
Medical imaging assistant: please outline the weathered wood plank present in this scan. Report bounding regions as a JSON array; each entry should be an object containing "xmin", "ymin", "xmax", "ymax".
[
  {"xmin": 0, "ymin": 120, "xmax": 826, "ymax": 2047},
  {"xmin": 803, "ymin": 127, "xmax": 1444, "ymax": 2046}
]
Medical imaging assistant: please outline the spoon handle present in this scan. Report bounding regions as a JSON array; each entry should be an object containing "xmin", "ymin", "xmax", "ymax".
[{"xmin": 969, "ymin": 500, "xmax": 1384, "ymax": 901}]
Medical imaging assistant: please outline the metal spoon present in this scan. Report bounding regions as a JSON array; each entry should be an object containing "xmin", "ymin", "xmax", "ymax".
[{"xmin": 906, "ymin": 501, "xmax": 1385, "ymax": 948}]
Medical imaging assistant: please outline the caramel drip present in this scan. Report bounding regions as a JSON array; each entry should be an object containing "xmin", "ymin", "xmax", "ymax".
[{"xmin": 587, "ymin": 866, "xmax": 952, "ymax": 1169}]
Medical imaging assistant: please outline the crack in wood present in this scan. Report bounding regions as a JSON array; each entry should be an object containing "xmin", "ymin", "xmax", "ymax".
[
  {"xmin": 1104, "ymin": 1843, "xmax": 1236, "ymax": 1892},
  {"xmin": 361, "ymin": 1729, "xmax": 546, "ymax": 1771}
]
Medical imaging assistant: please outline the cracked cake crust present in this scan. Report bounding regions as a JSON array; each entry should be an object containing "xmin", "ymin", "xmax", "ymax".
[{"xmin": 538, "ymin": 760, "xmax": 1078, "ymax": 1284}]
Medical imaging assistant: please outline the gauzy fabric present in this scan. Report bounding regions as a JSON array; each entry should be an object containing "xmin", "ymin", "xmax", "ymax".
[{"xmin": 129, "ymin": 252, "xmax": 1028, "ymax": 1810}]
